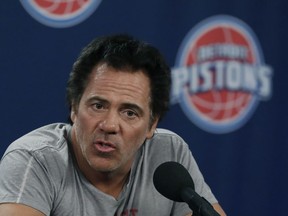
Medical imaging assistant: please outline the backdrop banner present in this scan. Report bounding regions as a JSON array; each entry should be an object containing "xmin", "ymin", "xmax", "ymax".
[{"xmin": 1, "ymin": 1, "xmax": 287, "ymax": 215}]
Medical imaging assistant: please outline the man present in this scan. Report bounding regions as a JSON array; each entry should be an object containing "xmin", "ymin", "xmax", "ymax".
[{"xmin": 0, "ymin": 34, "xmax": 226, "ymax": 216}]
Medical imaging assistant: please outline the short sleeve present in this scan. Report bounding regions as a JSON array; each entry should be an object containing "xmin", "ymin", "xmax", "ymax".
[
  {"xmin": 0, "ymin": 150, "xmax": 54, "ymax": 215},
  {"xmin": 178, "ymin": 138, "xmax": 218, "ymax": 205}
]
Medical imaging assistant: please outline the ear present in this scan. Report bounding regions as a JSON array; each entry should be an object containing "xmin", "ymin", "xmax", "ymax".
[
  {"xmin": 146, "ymin": 117, "xmax": 159, "ymax": 139},
  {"xmin": 70, "ymin": 106, "xmax": 77, "ymax": 123}
]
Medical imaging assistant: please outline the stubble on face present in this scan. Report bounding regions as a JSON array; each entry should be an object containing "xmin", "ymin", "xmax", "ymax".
[{"xmin": 70, "ymin": 63, "xmax": 158, "ymax": 180}]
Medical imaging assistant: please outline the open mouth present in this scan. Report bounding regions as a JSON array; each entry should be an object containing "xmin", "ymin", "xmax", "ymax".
[{"xmin": 94, "ymin": 141, "xmax": 116, "ymax": 153}]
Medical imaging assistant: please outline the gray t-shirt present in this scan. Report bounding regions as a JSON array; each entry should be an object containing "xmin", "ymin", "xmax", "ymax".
[{"xmin": 0, "ymin": 123, "xmax": 217, "ymax": 216}]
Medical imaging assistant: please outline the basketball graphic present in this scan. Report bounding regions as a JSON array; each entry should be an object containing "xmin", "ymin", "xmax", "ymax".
[
  {"xmin": 171, "ymin": 15, "xmax": 273, "ymax": 134},
  {"xmin": 20, "ymin": 0, "xmax": 102, "ymax": 28}
]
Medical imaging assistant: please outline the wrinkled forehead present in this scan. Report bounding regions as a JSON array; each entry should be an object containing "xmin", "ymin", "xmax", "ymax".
[{"xmin": 87, "ymin": 63, "xmax": 152, "ymax": 102}]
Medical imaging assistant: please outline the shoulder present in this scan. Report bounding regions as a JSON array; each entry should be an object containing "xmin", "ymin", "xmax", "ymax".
[
  {"xmin": 2, "ymin": 123, "xmax": 72, "ymax": 174},
  {"xmin": 149, "ymin": 128, "xmax": 189, "ymax": 149},
  {"xmin": 4, "ymin": 123, "xmax": 71, "ymax": 155},
  {"xmin": 142, "ymin": 128, "xmax": 191, "ymax": 163},
  {"xmin": 1, "ymin": 123, "xmax": 74, "ymax": 185}
]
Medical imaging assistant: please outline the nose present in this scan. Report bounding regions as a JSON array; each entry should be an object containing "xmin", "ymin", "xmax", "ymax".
[{"xmin": 99, "ymin": 110, "xmax": 120, "ymax": 134}]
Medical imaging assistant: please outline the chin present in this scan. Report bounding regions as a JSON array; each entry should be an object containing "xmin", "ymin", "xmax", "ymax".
[{"xmin": 90, "ymin": 160, "xmax": 120, "ymax": 173}]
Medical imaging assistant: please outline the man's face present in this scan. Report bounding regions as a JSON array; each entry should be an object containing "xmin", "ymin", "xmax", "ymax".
[{"xmin": 71, "ymin": 63, "xmax": 158, "ymax": 175}]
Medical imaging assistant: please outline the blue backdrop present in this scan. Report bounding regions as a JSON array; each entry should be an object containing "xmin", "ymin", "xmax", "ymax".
[{"xmin": 1, "ymin": 1, "xmax": 287, "ymax": 215}]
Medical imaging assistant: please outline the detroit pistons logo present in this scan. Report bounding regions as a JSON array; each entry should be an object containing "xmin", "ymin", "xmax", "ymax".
[
  {"xmin": 20, "ymin": 0, "xmax": 102, "ymax": 28},
  {"xmin": 171, "ymin": 15, "xmax": 273, "ymax": 134}
]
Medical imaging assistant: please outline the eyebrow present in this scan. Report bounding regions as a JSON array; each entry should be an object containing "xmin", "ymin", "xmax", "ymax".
[
  {"xmin": 86, "ymin": 96, "xmax": 108, "ymax": 105},
  {"xmin": 122, "ymin": 103, "xmax": 144, "ymax": 116}
]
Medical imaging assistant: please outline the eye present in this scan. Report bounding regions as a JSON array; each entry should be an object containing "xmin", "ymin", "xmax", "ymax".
[
  {"xmin": 124, "ymin": 109, "xmax": 138, "ymax": 119},
  {"xmin": 93, "ymin": 102, "xmax": 104, "ymax": 110},
  {"xmin": 127, "ymin": 110, "xmax": 136, "ymax": 116}
]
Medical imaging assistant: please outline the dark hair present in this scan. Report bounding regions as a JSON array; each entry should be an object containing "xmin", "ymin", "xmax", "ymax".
[{"xmin": 66, "ymin": 34, "xmax": 171, "ymax": 124}]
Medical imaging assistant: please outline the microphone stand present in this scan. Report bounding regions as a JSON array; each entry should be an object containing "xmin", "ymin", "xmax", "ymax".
[{"xmin": 181, "ymin": 187, "xmax": 220, "ymax": 216}]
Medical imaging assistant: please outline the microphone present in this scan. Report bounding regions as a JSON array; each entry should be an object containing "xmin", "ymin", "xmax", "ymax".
[{"xmin": 153, "ymin": 161, "xmax": 220, "ymax": 216}]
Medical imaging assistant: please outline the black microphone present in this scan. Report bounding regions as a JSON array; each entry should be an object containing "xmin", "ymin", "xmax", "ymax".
[{"xmin": 153, "ymin": 161, "xmax": 220, "ymax": 216}]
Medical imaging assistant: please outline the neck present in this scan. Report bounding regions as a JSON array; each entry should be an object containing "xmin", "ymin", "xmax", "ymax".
[
  {"xmin": 92, "ymin": 170, "xmax": 130, "ymax": 198},
  {"xmin": 77, "ymin": 155, "xmax": 131, "ymax": 199}
]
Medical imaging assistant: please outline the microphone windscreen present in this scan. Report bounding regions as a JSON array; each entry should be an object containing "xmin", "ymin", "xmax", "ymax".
[{"xmin": 153, "ymin": 161, "xmax": 194, "ymax": 202}]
